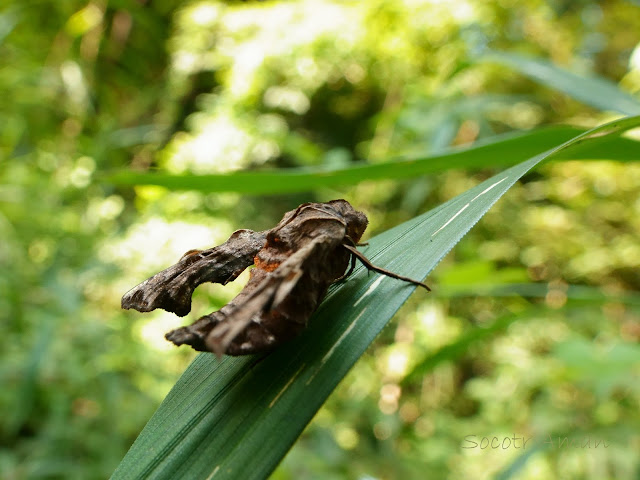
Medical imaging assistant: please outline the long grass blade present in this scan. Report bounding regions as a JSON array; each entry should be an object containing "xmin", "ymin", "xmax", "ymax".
[{"xmin": 111, "ymin": 116, "xmax": 640, "ymax": 480}]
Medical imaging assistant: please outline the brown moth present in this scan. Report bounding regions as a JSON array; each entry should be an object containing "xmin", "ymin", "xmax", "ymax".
[{"xmin": 121, "ymin": 199, "xmax": 429, "ymax": 357}]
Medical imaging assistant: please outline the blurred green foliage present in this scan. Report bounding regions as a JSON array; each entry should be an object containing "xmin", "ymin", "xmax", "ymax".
[{"xmin": 1, "ymin": 0, "xmax": 639, "ymax": 479}]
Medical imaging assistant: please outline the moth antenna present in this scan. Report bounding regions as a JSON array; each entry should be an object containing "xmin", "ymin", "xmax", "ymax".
[
  {"xmin": 343, "ymin": 236, "xmax": 368, "ymax": 247},
  {"xmin": 342, "ymin": 244, "xmax": 431, "ymax": 291}
]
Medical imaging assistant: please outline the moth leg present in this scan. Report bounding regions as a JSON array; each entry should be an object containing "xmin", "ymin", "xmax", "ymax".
[
  {"xmin": 341, "ymin": 237, "xmax": 372, "ymax": 279},
  {"xmin": 334, "ymin": 252, "xmax": 357, "ymax": 283},
  {"xmin": 342, "ymin": 244, "xmax": 431, "ymax": 291}
]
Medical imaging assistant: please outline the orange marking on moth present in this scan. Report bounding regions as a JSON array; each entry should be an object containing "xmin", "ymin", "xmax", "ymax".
[
  {"xmin": 180, "ymin": 249, "xmax": 204, "ymax": 260},
  {"xmin": 254, "ymin": 255, "xmax": 281, "ymax": 272}
]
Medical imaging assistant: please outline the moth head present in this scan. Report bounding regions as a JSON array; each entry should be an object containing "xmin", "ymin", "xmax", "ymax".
[
  {"xmin": 347, "ymin": 211, "xmax": 368, "ymax": 243},
  {"xmin": 327, "ymin": 199, "xmax": 368, "ymax": 243}
]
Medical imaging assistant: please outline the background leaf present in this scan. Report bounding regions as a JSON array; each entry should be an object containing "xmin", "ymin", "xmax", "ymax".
[
  {"xmin": 102, "ymin": 125, "xmax": 640, "ymax": 195},
  {"xmin": 484, "ymin": 51, "xmax": 640, "ymax": 115}
]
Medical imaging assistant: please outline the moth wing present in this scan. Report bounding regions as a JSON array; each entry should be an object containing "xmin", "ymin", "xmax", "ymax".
[
  {"xmin": 205, "ymin": 233, "xmax": 337, "ymax": 356},
  {"xmin": 121, "ymin": 229, "xmax": 266, "ymax": 317},
  {"xmin": 270, "ymin": 268, "xmax": 304, "ymax": 308}
]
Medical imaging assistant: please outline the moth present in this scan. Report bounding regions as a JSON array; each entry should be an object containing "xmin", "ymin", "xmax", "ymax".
[{"xmin": 121, "ymin": 199, "xmax": 429, "ymax": 357}]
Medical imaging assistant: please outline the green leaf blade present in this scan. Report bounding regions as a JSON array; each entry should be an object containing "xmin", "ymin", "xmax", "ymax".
[
  {"xmin": 111, "ymin": 116, "xmax": 640, "ymax": 480},
  {"xmin": 485, "ymin": 51, "xmax": 640, "ymax": 115},
  {"xmin": 102, "ymin": 125, "xmax": 640, "ymax": 195}
]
